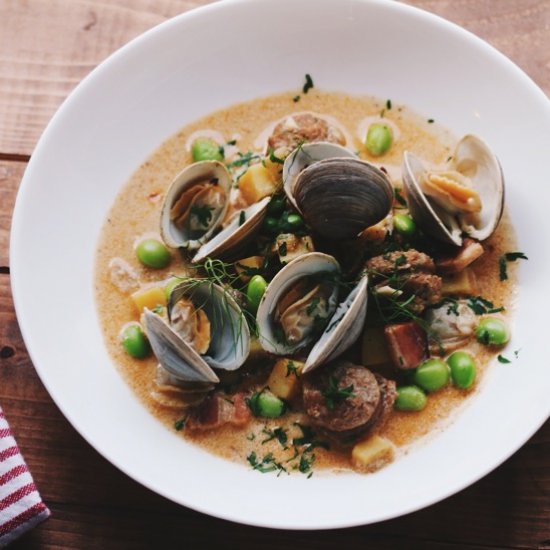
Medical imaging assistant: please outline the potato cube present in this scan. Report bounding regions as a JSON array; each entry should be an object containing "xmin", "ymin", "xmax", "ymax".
[
  {"xmin": 442, "ymin": 268, "xmax": 478, "ymax": 296},
  {"xmin": 263, "ymin": 154, "xmax": 285, "ymax": 185},
  {"xmin": 235, "ymin": 256, "xmax": 263, "ymax": 283},
  {"xmin": 131, "ymin": 285, "xmax": 167, "ymax": 313},
  {"xmin": 351, "ymin": 435, "xmax": 395, "ymax": 473},
  {"xmin": 267, "ymin": 358, "xmax": 304, "ymax": 401},
  {"xmin": 361, "ymin": 326, "xmax": 392, "ymax": 367},
  {"xmin": 238, "ymin": 163, "xmax": 278, "ymax": 204}
]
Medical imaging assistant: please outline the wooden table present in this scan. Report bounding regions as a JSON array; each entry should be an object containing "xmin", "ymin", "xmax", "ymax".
[{"xmin": 1, "ymin": 1, "xmax": 549, "ymax": 547}]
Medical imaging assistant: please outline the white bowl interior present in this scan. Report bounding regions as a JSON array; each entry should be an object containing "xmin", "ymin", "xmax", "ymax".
[{"xmin": 10, "ymin": 0, "xmax": 550, "ymax": 529}]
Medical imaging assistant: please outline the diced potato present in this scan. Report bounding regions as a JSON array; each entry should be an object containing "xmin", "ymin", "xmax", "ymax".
[
  {"xmin": 263, "ymin": 155, "xmax": 285, "ymax": 185},
  {"xmin": 275, "ymin": 233, "xmax": 315, "ymax": 264},
  {"xmin": 351, "ymin": 435, "xmax": 395, "ymax": 473},
  {"xmin": 238, "ymin": 163, "xmax": 278, "ymax": 204},
  {"xmin": 131, "ymin": 285, "xmax": 167, "ymax": 313},
  {"xmin": 442, "ymin": 268, "xmax": 478, "ymax": 296},
  {"xmin": 361, "ymin": 326, "xmax": 392, "ymax": 367},
  {"xmin": 235, "ymin": 256, "xmax": 263, "ymax": 283},
  {"xmin": 267, "ymin": 358, "xmax": 304, "ymax": 401}
]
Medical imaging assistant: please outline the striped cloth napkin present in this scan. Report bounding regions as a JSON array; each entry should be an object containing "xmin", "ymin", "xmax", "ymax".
[{"xmin": 0, "ymin": 407, "xmax": 50, "ymax": 547}]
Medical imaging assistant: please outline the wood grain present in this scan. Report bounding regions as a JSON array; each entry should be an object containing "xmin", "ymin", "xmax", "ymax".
[{"xmin": 1, "ymin": 0, "xmax": 549, "ymax": 548}]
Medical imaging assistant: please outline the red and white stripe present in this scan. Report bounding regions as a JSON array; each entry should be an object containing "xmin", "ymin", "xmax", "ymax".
[{"xmin": 0, "ymin": 408, "xmax": 50, "ymax": 547}]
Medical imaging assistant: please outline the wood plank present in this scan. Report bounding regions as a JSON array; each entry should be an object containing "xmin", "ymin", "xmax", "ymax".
[
  {"xmin": 0, "ymin": 0, "xmax": 214, "ymax": 156},
  {"xmin": 1, "ymin": 273, "xmax": 549, "ymax": 548},
  {"xmin": 0, "ymin": 161, "xmax": 25, "ymax": 268}
]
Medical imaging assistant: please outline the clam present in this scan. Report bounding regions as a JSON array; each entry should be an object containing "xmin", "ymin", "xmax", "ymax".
[
  {"xmin": 144, "ymin": 280, "xmax": 250, "ymax": 388},
  {"xmin": 160, "ymin": 161, "xmax": 231, "ymax": 250},
  {"xmin": 282, "ymin": 142, "xmax": 394, "ymax": 240},
  {"xmin": 256, "ymin": 252, "xmax": 368, "ymax": 373},
  {"xmin": 402, "ymin": 134, "xmax": 504, "ymax": 246}
]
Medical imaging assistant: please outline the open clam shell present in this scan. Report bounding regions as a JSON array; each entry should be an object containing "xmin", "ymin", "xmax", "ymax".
[
  {"xmin": 402, "ymin": 134, "xmax": 505, "ymax": 246},
  {"xmin": 192, "ymin": 196, "xmax": 270, "ymax": 263},
  {"xmin": 282, "ymin": 142, "xmax": 393, "ymax": 240},
  {"xmin": 144, "ymin": 280, "xmax": 250, "ymax": 384},
  {"xmin": 256, "ymin": 253, "xmax": 368, "ymax": 370},
  {"xmin": 160, "ymin": 160, "xmax": 231, "ymax": 250}
]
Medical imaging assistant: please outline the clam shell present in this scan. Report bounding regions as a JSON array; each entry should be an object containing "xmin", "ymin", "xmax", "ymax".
[
  {"xmin": 293, "ymin": 157, "xmax": 394, "ymax": 239},
  {"xmin": 144, "ymin": 281, "xmax": 250, "ymax": 383},
  {"xmin": 192, "ymin": 197, "xmax": 269, "ymax": 263},
  {"xmin": 402, "ymin": 134, "xmax": 504, "ymax": 246},
  {"xmin": 283, "ymin": 142, "xmax": 356, "ymax": 210},
  {"xmin": 160, "ymin": 161, "xmax": 231, "ymax": 249},
  {"xmin": 303, "ymin": 275, "xmax": 369, "ymax": 373},
  {"xmin": 256, "ymin": 252, "xmax": 340, "ymax": 355}
]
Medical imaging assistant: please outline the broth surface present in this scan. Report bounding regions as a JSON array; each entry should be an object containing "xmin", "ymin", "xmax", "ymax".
[{"xmin": 95, "ymin": 90, "xmax": 516, "ymax": 473}]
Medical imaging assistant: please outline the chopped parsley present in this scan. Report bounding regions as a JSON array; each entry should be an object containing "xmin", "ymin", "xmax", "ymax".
[
  {"xmin": 227, "ymin": 151, "xmax": 261, "ymax": 168},
  {"xmin": 190, "ymin": 204, "xmax": 214, "ymax": 227},
  {"xmin": 246, "ymin": 433, "xmax": 256, "ymax": 441},
  {"xmin": 268, "ymin": 148, "xmax": 285, "ymax": 165},
  {"xmin": 321, "ymin": 376, "xmax": 355, "ymax": 410},
  {"xmin": 394, "ymin": 187, "xmax": 407, "ymax": 206},
  {"xmin": 293, "ymin": 423, "xmax": 329, "ymax": 450},
  {"xmin": 174, "ymin": 416, "xmax": 187, "ymax": 431},
  {"xmin": 247, "ymin": 451, "xmax": 287, "ymax": 475},
  {"xmin": 302, "ymin": 73, "xmax": 314, "ymax": 94},
  {"xmin": 293, "ymin": 95, "xmax": 301, "ymax": 103},
  {"xmin": 226, "ymin": 139, "xmax": 237, "ymax": 146},
  {"xmin": 386, "ymin": 99, "xmax": 392, "ymax": 110},
  {"xmin": 285, "ymin": 360, "xmax": 299, "ymax": 377},
  {"xmin": 239, "ymin": 210, "xmax": 246, "ymax": 226},
  {"xmin": 466, "ymin": 296, "xmax": 505, "ymax": 315},
  {"xmin": 261, "ymin": 427, "xmax": 288, "ymax": 447},
  {"xmin": 499, "ymin": 251, "xmax": 528, "ymax": 281},
  {"xmin": 427, "ymin": 118, "xmax": 434, "ymax": 123},
  {"xmin": 298, "ymin": 452, "xmax": 315, "ymax": 474},
  {"xmin": 497, "ymin": 354, "xmax": 511, "ymax": 364}
]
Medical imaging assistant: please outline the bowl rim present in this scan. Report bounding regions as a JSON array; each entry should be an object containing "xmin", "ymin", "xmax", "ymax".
[{"xmin": 10, "ymin": 0, "xmax": 550, "ymax": 530}]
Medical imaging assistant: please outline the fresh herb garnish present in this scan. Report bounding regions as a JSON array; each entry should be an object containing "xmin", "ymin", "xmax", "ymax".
[
  {"xmin": 174, "ymin": 416, "xmax": 187, "ymax": 431},
  {"xmin": 302, "ymin": 73, "xmax": 314, "ymax": 94},
  {"xmin": 386, "ymin": 99, "xmax": 392, "ymax": 110},
  {"xmin": 247, "ymin": 451, "xmax": 288, "ymax": 475},
  {"xmin": 466, "ymin": 296, "xmax": 505, "ymax": 315},
  {"xmin": 427, "ymin": 118, "xmax": 434, "ymax": 123},
  {"xmin": 268, "ymin": 147, "xmax": 285, "ymax": 165},
  {"xmin": 239, "ymin": 210, "xmax": 246, "ymax": 226},
  {"xmin": 246, "ymin": 433, "xmax": 255, "ymax": 441},
  {"xmin": 278, "ymin": 241, "xmax": 287, "ymax": 257},
  {"xmin": 226, "ymin": 139, "xmax": 237, "ymax": 146},
  {"xmin": 298, "ymin": 452, "xmax": 315, "ymax": 474},
  {"xmin": 151, "ymin": 304, "xmax": 165, "ymax": 314},
  {"xmin": 497, "ymin": 354, "xmax": 511, "ymax": 364},
  {"xmin": 190, "ymin": 204, "xmax": 214, "ymax": 227},
  {"xmin": 514, "ymin": 349, "xmax": 521, "ymax": 358},
  {"xmin": 227, "ymin": 151, "xmax": 261, "ymax": 168},
  {"xmin": 321, "ymin": 376, "xmax": 355, "ymax": 410},
  {"xmin": 499, "ymin": 251, "xmax": 528, "ymax": 281},
  {"xmin": 292, "ymin": 423, "xmax": 329, "ymax": 450},
  {"xmin": 394, "ymin": 187, "xmax": 407, "ymax": 207},
  {"xmin": 293, "ymin": 95, "xmax": 301, "ymax": 103},
  {"xmin": 286, "ymin": 360, "xmax": 299, "ymax": 377},
  {"xmin": 261, "ymin": 427, "xmax": 288, "ymax": 447}
]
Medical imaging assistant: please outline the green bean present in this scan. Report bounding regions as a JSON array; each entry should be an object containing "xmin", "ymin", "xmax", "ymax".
[
  {"xmin": 121, "ymin": 324, "xmax": 151, "ymax": 359},
  {"xmin": 191, "ymin": 137, "xmax": 223, "ymax": 162},
  {"xmin": 365, "ymin": 123, "xmax": 393, "ymax": 156},
  {"xmin": 394, "ymin": 385, "xmax": 427, "ymax": 412},
  {"xmin": 447, "ymin": 351, "xmax": 476, "ymax": 390},
  {"xmin": 136, "ymin": 238, "xmax": 171, "ymax": 269},
  {"xmin": 393, "ymin": 213, "xmax": 416, "ymax": 236},
  {"xmin": 414, "ymin": 358, "xmax": 450, "ymax": 393},
  {"xmin": 475, "ymin": 317, "xmax": 509, "ymax": 346},
  {"xmin": 246, "ymin": 275, "xmax": 267, "ymax": 312}
]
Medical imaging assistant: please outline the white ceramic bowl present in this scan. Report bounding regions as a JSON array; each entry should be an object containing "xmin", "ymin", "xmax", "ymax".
[{"xmin": 11, "ymin": 0, "xmax": 550, "ymax": 529}]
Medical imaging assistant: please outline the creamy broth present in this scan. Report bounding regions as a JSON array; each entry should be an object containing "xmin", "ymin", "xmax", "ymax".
[{"xmin": 95, "ymin": 91, "xmax": 516, "ymax": 473}]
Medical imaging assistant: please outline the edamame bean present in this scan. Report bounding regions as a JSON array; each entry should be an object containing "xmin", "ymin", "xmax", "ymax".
[
  {"xmin": 121, "ymin": 324, "xmax": 151, "ymax": 359},
  {"xmin": 365, "ymin": 123, "xmax": 393, "ymax": 156},
  {"xmin": 252, "ymin": 391, "xmax": 286, "ymax": 418},
  {"xmin": 136, "ymin": 238, "xmax": 171, "ymax": 269},
  {"xmin": 262, "ymin": 216, "xmax": 279, "ymax": 234},
  {"xmin": 447, "ymin": 351, "xmax": 476, "ymax": 390},
  {"xmin": 246, "ymin": 275, "xmax": 267, "ymax": 311},
  {"xmin": 286, "ymin": 213, "xmax": 304, "ymax": 230},
  {"xmin": 267, "ymin": 195, "xmax": 286, "ymax": 216},
  {"xmin": 393, "ymin": 213, "xmax": 416, "ymax": 236},
  {"xmin": 191, "ymin": 137, "xmax": 223, "ymax": 162},
  {"xmin": 414, "ymin": 358, "xmax": 450, "ymax": 393},
  {"xmin": 394, "ymin": 385, "xmax": 427, "ymax": 411},
  {"xmin": 475, "ymin": 317, "xmax": 509, "ymax": 346}
]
